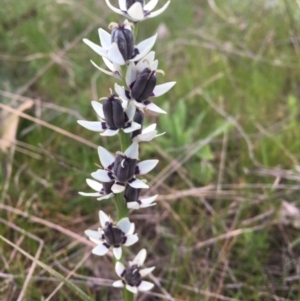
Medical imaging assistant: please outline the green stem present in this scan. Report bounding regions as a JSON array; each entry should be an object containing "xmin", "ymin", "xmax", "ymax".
[
  {"xmin": 124, "ymin": 287, "xmax": 134, "ymax": 301},
  {"xmin": 119, "ymin": 130, "xmax": 132, "ymax": 152},
  {"xmin": 113, "ymin": 192, "xmax": 129, "ymax": 220}
]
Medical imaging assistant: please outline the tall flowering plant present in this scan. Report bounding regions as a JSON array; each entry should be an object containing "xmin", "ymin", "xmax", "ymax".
[{"xmin": 78, "ymin": 0, "xmax": 174, "ymax": 299}]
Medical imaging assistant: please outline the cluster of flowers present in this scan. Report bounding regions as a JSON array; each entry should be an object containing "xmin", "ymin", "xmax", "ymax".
[{"xmin": 78, "ymin": 0, "xmax": 174, "ymax": 295}]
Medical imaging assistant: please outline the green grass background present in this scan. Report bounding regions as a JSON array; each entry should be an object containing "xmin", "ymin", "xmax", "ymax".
[{"xmin": 1, "ymin": 0, "xmax": 300, "ymax": 300}]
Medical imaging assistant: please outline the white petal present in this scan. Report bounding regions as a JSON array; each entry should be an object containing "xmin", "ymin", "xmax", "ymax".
[
  {"xmin": 126, "ymin": 284, "xmax": 138, "ymax": 294},
  {"xmin": 133, "ymin": 129, "xmax": 157, "ymax": 142},
  {"xmin": 151, "ymin": 59, "xmax": 159, "ymax": 71},
  {"xmin": 133, "ymin": 34, "xmax": 157, "ymax": 62},
  {"xmin": 145, "ymin": 102, "xmax": 167, "ymax": 114},
  {"xmin": 113, "ymin": 247, "xmax": 122, "ymax": 260},
  {"xmin": 86, "ymin": 178, "xmax": 103, "ymax": 192},
  {"xmin": 124, "ymin": 234, "xmax": 138, "ymax": 246},
  {"xmin": 90, "ymin": 60, "xmax": 122, "ymax": 80},
  {"xmin": 105, "ymin": 0, "xmax": 123, "ymax": 15},
  {"xmin": 103, "ymin": 57, "xmax": 122, "ymax": 77},
  {"xmin": 85, "ymin": 229, "xmax": 102, "ymax": 240},
  {"xmin": 78, "ymin": 192, "xmax": 101, "ymax": 197},
  {"xmin": 124, "ymin": 142, "xmax": 139, "ymax": 159},
  {"xmin": 127, "ymin": 2, "xmax": 145, "ymax": 21},
  {"xmin": 126, "ymin": 62, "xmax": 137, "ymax": 87},
  {"xmin": 117, "ymin": 217, "xmax": 131, "ymax": 233},
  {"xmin": 127, "ymin": 202, "xmax": 140, "ymax": 209},
  {"xmin": 77, "ymin": 120, "xmax": 104, "ymax": 132},
  {"xmin": 91, "ymin": 170, "xmax": 113, "ymax": 182},
  {"xmin": 115, "ymin": 83, "xmax": 130, "ymax": 101},
  {"xmin": 118, "ymin": 0, "xmax": 126, "ymax": 11},
  {"xmin": 99, "ymin": 210, "xmax": 110, "ymax": 228},
  {"xmin": 98, "ymin": 28, "xmax": 111, "ymax": 50},
  {"xmin": 136, "ymin": 51, "xmax": 155, "ymax": 73},
  {"xmin": 136, "ymin": 160, "xmax": 158, "ymax": 175},
  {"xmin": 89, "ymin": 237, "xmax": 103, "ymax": 245},
  {"xmin": 112, "ymin": 182, "xmax": 126, "ymax": 193},
  {"xmin": 115, "ymin": 262, "xmax": 125, "ymax": 277},
  {"xmin": 91, "ymin": 100, "xmax": 105, "ymax": 119},
  {"xmin": 138, "ymin": 281, "xmax": 154, "ymax": 292},
  {"xmin": 97, "ymin": 192, "xmax": 114, "ymax": 201},
  {"xmin": 125, "ymin": 101, "xmax": 136, "ymax": 121},
  {"xmin": 92, "ymin": 244, "xmax": 109, "ymax": 256},
  {"xmin": 98, "ymin": 147, "xmax": 115, "ymax": 170},
  {"xmin": 100, "ymin": 129, "xmax": 119, "ymax": 136},
  {"xmin": 128, "ymin": 178, "xmax": 149, "ymax": 189},
  {"xmin": 123, "ymin": 122, "xmax": 141, "ymax": 133},
  {"xmin": 127, "ymin": 222, "xmax": 135, "ymax": 235},
  {"xmin": 153, "ymin": 82, "xmax": 176, "ymax": 97},
  {"xmin": 140, "ymin": 195, "xmax": 158, "ymax": 206},
  {"xmin": 140, "ymin": 266, "xmax": 155, "ymax": 277},
  {"xmin": 107, "ymin": 43, "xmax": 126, "ymax": 66},
  {"xmin": 133, "ymin": 249, "xmax": 147, "ymax": 266},
  {"xmin": 148, "ymin": 1, "xmax": 170, "ymax": 19},
  {"xmin": 113, "ymin": 280, "xmax": 124, "ymax": 288},
  {"xmin": 83, "ymin": 38, "xmax": 107, "ymax": 57},
  {"xmin": 144, "ymin": 0, "xmax": 159, "ymax": 11}
]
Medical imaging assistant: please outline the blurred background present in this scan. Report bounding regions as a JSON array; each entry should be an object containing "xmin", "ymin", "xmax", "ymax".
[{"xmin": 1, "ymin": 0, "xmax": 300, "ymax": 300}]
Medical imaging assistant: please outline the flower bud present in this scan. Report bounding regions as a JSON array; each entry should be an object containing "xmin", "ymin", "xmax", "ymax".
[
  {"xmin": 131, "ymin": 109, "xmax": 144, "ymax": 139},
  {"xmin": 102, "ymin": 95, "xmax": 125, "ymax": 129},
  {"xmin": 131, "ymin": 68, "xmax": 156, "ymax": 101},
  {"xmin": 111, "ymin": 25, "xmax": 134, "ymax": 61},
  {"xmin": 126, "ymin": 0, "xmax": 144, "ymax": 10},
  {"xmin": 124, "ymin": 264, "xmax": 142, "ymax": 286},
  {"xmin": 104, "ymin": 223, "xmax": 125, "ymax": 246},
  {"xmin": 113, "ymin": 155, "xmax": 137, "ymax": 182},
  {"xmin": 124, "ymin": 185, "xmax": 141, "ymax": 203}
]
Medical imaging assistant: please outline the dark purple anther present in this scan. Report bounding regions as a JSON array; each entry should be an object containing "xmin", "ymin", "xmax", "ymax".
[
  {"xmin": 131, "ymin": 68, "xmax": 156, "ymax": 101},
  {"xmin": 113, "ymin": 155, "xmax": 137, "ymax": 182},
  {"xmin": 111, "ymin": 25, "xmax": 134, "ymax": 61},
  {"xmin": 102, "ymin": 95, "xmax": 125, "ymax": 130}
]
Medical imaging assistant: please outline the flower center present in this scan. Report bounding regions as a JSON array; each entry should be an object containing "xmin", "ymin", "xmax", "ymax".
[
  {"xmin": 104, "ymin": 223, "xmax": 124, "ymax": 246},
  {"xmin": 124, "ymin": 264, "xmax": 142, "ymax": 287}
]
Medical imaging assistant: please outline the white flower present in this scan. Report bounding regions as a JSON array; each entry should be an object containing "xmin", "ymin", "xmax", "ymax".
[
  {"xmin": 77, "ymin": 97, "xmax": 141, "ymax": 137},
  {"xmin": 113, "ymin": 249, "xmax": 155, "ymax": 294},
  {"xmin": 124, "ymin": 185, "xmax": 158, "ymax": 209},
  {"xmin": 105, "ymin": 0, "xmax": 171, "ymax": 22},
  {"xmin": 78, "ymin": 178, "xmax": 114, "ymax": 201},
  {"xmin": 91, "ymin": 142, "xmax": 158, "ymax": 193},
  {"xmin": 83, "ymin": 20, "xmax": 157, "ymax": 66},
  {"xmin": 85, "ymin": 210, "xmax": 138, "ymax": 260},
  {"xmin": 115, "ymin": 51, "xmax": 176, "ymax": 114}
]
